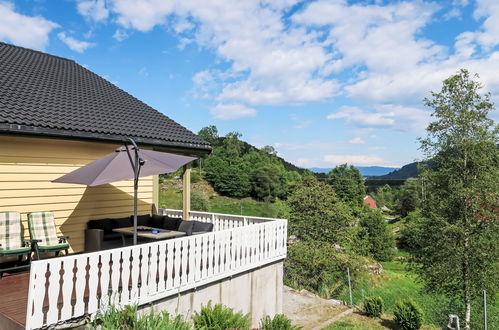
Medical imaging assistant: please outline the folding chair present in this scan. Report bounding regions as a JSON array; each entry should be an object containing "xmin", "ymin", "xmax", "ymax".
[
  {"xmin": 27, "ymin": 212, "xmax": 69, "ymax": 259},
  {"xmin": 0, "ymin": 212, "xmax": 32, "ymax": 277}
]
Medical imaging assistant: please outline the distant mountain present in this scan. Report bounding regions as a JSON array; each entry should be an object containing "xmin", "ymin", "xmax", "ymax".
[
  {"xmin": 309, "ymin": 166, "xmax": 400, "ymax": 177},
  {"xmin": 372, "ymin": 162, "xmax": 420, "ymax": 180}
]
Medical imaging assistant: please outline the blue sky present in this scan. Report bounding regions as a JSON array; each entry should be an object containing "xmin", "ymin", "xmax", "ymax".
[{"xmin": 1, "ymin": 0, "xmax": 498, "ymax": 168}]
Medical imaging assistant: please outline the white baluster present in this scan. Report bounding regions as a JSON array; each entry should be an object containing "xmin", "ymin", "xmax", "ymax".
[
  {"xmin": 148, "ymin": 244, "xmax": 159, "ymax": 296},
  {"xmin": 99, "ymin": 254, "xmax": 111, "ymax": 309},
  {"xmin": 73, "ymin": 256, "xmax": 87, "ymax": 317},
  {"xmin": 45, "ymin": 261, "xmax": 60, "ymax": 325},
  {"xmin": 60, "ymin": 259, "xmax": 74, "ymax": 320},
  {"xmin": 130, "ymin": 248, "xmax": 141, "ymax": 302},
  {"xmin": 157, "ymin": 243, "xmax": 166, "ymax": 293},
  {"xmin": 87, "ymin": 254, "xmax": 100, "ymax": 315},
  {"xmin": 165, "ymin": 241, "xmax": 174, "ymax": 290},
  {"xmin": 120, "ymin": 250, "xmax": 131, "ymax": 306}
]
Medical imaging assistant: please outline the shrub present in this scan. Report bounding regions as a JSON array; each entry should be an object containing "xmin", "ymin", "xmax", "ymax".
[
  {"xmin": 193, "ymin": 302, "xmax": 250, "ymax": 330},
  {"xmin": 394, "ymin": 299, "xmax": 424, "ymax": 330},
  {"xmin": 87, "ymin": 305, "xmax": 191, "ymax": 330},
  {"xmin": 359, "ymin": 210, "xmax": 395, "ymax": 261},
  {"xmin": 260, "ymin": 314, "xmax": 301, "ymax": 330},
  {"xmin": 284, "ymin": 240, "xmax": 367, "ymax": 298},
  {"xmin": 363, "ymin": 296, "xmax": 384, "ymax": 317},
  {"xmin": 137, "ymin": 310, "xmax": 191, "ymax": 330},
  {"xmin": 191, "ymin": 190, "xmax": 209, "ymax": 212}
]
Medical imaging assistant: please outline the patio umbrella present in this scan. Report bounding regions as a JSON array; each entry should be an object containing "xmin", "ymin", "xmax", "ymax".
[{"xmin": 53, "ymin": 138, "xmax": 196, "ymax": 245}]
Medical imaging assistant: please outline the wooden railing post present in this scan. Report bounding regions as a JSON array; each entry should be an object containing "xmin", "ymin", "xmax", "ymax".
[{"xmin": 182, "ymin": 164, "xmax": 191, "ymax": 220}]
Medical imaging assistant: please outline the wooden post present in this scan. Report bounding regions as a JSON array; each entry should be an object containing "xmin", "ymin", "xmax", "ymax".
[
  {"xmin": 182, "ymin": 164, "xmax": 191, "ymax": 220},
  {"xmin": 152, "ymin": 174, "xmax": 159, "ymax": 214},
  {"xmin": 347, "ymin": 267, "xmax": 353, "ymax": 306}
]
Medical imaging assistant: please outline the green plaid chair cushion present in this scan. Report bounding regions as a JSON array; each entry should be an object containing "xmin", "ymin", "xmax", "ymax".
[
  {"xmin": 28, "ymin": 212, "xmax": 60, "ymax": 248},
  {"xmin": 0, "ymin": 212, "xmax": 25, "ymax": 252}
]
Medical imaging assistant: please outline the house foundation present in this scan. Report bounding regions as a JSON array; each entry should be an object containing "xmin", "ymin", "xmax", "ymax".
[{"xmin": 140, "ymin": 261, "xmax": 284, "ymax": 327}]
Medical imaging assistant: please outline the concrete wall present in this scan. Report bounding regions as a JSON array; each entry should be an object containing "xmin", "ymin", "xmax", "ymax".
[{"xmin": 141, "ymin": 261, "xmax": 284, "ymax": 327}]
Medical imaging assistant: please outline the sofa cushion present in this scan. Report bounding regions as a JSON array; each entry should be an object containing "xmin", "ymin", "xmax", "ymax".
[
  {"xmin": 162, "ymin": 216, "xmax": 182, "ymax": 231},
  {"xmin": 87, "ymin": 218, "xmax": 113, "ymax": 235},
  {"xmin": 103, "ymin": 233, "xmax": 123, "ymax": 241},
  {"xmin": 177, "ymin": 220, "xmax": 194, "ymax": 236},
  {"xmin": 131, "ymin": 214, "xmax": 151, "ymax": 226},
  {"xmin": 149, "ymin": 214, "xmax": 165, "ymax": 228},
  {"xmin": 192, "ymin": 221, "xmax": 214, "ymax": 233},
  {"xmin": 112, "ymin": 216, "xmax": 132, "ymax": 228}
]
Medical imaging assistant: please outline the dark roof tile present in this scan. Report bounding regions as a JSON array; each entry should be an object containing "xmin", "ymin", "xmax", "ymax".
[{"xmin": 0, "ymin": 42, "xmax": 210, "ymax": 151}]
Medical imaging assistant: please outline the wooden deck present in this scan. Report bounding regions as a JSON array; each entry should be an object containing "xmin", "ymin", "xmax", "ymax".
[{"xmin": 0, "ymin": 272, "xmax": 29, "ymax": 330}]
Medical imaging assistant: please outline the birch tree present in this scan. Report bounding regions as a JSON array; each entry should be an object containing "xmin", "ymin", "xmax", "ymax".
[{"xmin": 410, "ymin": 69, "xmax": 498, "ymax": 329}]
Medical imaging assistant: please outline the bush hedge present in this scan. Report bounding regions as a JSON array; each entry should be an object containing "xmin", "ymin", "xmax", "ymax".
[
  {"xmin": 260, "ymin": 314, "xmax": 301, "ymax": 330},
  {"xmin": 363, "ymin": 296, "xmax": 384, "ymax": 317},
  {"xmin": 193, "ymin": 302, "xmax": 250, "ymax": 330},
  {"xmin": 394, "ymin": 299, "xmax": 424, "ymax": 330}
]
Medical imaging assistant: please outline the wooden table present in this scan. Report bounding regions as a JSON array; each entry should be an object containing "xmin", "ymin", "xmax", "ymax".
[{"xmin": 112, "ymin": 226, "xmax": 186, "ymax": 246}]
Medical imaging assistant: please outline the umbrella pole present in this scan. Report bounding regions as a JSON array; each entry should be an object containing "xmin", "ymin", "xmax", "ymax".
[
  {"xmin": 133, "ymin": 177, "xmax": 138, "ymax": 245},
  {"xmin": 133, "ymin": 148, "xmax": 139, "ymax": 246}
]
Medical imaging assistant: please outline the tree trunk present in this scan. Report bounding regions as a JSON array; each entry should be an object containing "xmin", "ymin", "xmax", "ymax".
[
  {"xmin": 463, "ymin": 234, "xmax": 471, "ymax": 330},
  {"xmin": 462, "ymin": 153, "xmax": 471, "ymax": 330}
]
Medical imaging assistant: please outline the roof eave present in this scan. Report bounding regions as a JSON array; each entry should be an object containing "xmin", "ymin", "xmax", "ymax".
[{"xmin": 0, "ymin": 123, "xmax": 212, "ymax": 156}]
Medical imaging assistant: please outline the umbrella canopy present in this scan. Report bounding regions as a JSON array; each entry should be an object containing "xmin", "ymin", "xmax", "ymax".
[
  {"xmin": 53, "ymin": 147, "xmax": 196, "ymax": 186},
  {"xmin": 53, "ymin": 142, "xmax": 197, "ymax": 245}
]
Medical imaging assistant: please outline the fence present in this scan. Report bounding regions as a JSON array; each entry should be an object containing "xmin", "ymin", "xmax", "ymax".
[{"xmin": 25, "ymin": 211, "xmax": 287, "ymax": 329}]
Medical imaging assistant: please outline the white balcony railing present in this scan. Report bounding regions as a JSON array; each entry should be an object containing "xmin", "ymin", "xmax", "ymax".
[{"xmin": 25, "ymin": 210, "xmax": 287, "ymax": 329}]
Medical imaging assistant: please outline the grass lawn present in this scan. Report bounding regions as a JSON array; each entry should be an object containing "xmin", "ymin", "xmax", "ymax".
[
  {"xmin": 337, "ymin": 260, "xmax": 449, "ymax": 327},
  {"xmin": 159, "ymin": 188, "xmax": 286, "ymax": 218},
  {"xmin": 336, "ymin": 260, "xmax": 498, "ymax": 329},
  {"xmin": 323, "ymin": 313, "xmax": 440, "ymax": 330}
]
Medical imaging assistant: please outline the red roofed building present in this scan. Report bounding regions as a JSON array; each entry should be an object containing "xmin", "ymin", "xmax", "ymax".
[{"xmin": 363, "ymin": 195, "xmax": 377, "ymax": 208}]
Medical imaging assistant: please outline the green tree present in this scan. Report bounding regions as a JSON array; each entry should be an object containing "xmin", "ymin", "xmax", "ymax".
[
  {"xmin": 204, "ymin": 155, "xmax": 252, "ymax": 198},
  {"xmin": 397, "ymin": 178, "xmax": 422, "ymax": 217},
  {"xmin": 287, "ymin": 177, "xmax": 355, "ymax": 246},
  {"xmin": 251, "ymin": 165, "xmax": 286, "ymax": 201},
  {"xmin": 198, "ymin": 125, "xmax": 220, "ymax": 146},
  {"xmin": 409, "ymin": 69, "xmax": 499, "ymax": 329},
  {"xmin": 326, "ymin": 164, "xmax": 366, "ymax": 206},
  {"xmin": 373, "ymin": 184, "xmax": 395, "ymax": 209},
  {"xmin": 284, "ymin": 240, "xmax": 366, "ymax": 297},
  {"xmin": 359, "ymin": 210, "xmax": 395, "ymax": 261}
]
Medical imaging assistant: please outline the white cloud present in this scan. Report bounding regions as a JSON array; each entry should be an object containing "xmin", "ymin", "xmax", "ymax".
[
  {"xmin": 113, "ymin": 29, "xmax": 128, "ymax": 41},
  {"xmin": 349, "ymin": 137, "xmax": 365, "ymax": 145},
  {"xmin": 99, "ymin": 0, "xmax": 499, "ymax": 126},
  {"xmin": 323, "ymin": 154, "xmax": 386, "ymax": 166},
  {"xmin": 58, "ymin": 32, "xmax": 95, "ymax": 53},
  {"xmin": 110, "ymin": 0, "xmax": 174, "ymax": 32},
  {"xmin": 77, "ymin": 0, "xmax": 109, "ymax": 22},
  {"xmin": 274, "ymin": 141, "xmax": 343, "ymax": 151},
  {"xmin": 210, "ymin": 104, "xmax": 257, "ymax": 120},
  {"xmin": 467, "ymin": 0, "xmax": 499, "ymax": 49},
  {"xmin": 104, "ymin": 0, "xmax": 338, "ymax": 110},
  {"xmin": 327, "ymin": 106, "xmax": 395, "ymax": 128},
  {"xmin": 0, "ymin": 1, "xmax": 58, "ymax": 50}
]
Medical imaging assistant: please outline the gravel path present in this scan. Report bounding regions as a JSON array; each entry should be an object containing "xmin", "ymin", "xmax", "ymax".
[{"xmin": 283, "ymin": 286, "xmax": 351, "ymax": 329}]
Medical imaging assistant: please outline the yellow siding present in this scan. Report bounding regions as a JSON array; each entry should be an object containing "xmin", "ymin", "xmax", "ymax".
[{"xmin": 0, "ymin": 136, "xmax": 156, "ymax": 253}]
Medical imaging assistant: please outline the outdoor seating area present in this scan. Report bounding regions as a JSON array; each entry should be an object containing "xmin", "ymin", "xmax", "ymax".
[
  {"xmin": 0, "ymin": 209, "xmax": 287, "ymax": 329},
  {"xmin": 0, "ymin": 211, "xmax": 69, "ymax": 278},
  {"xmin": 85, "ymin": 214, "xmax": 214, "ymax": 251}
]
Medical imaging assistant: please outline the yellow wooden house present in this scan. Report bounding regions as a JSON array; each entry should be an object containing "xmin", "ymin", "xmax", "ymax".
[{"xmin": 0, "ymin": 41, "xmax": 211, "ymax": 253}]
